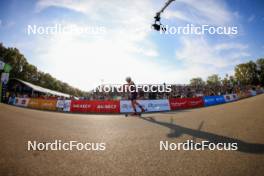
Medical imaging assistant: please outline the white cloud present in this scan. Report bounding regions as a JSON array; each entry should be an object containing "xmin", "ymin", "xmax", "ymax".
[
  {"xmin": 29, "ymin": 0, "xmax": 248, "ymax": 91},
  {"xmin": 33, "ymin": 34, "xmax": 185, "ymax": 89},
  {"xmin": 176, "ymin": 36, "xmax": 250, "ymax": 68},
  {"xmin": 35, "ymin": 0, "xmax": 157, "ymax": 56},
  {"xmin": 214, "ymin": 43, "xmax": 248, "ymax": 51},
  {"xmin": 163, "ymin": 11, "xmax": 192, "ymax": 22},
  {"xmin": 32, "ymin": 0, "xmax": 165, "ymax": 90},
  {"xmin": 163, "ymin": 0, "xmax": 236, "ymax": 26}
]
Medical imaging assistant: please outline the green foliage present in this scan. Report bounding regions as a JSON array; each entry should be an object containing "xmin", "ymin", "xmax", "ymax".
[
  {"xmin": 256, "ymin": 58, "xmax": 264, "ymax": 86},
  {"xmin": 189, "ymin": 59, "xmax": 264, "ymax": 87},
  {"xmin": 234, "ymin": 61, "xmax": 259, "ymax": 85},
  {"xmin": 190, "ymin": 77, "xmax": 205, "ymax": 87},
  {"xmin": 206, "ymin": 74, "xmax": 221, "ymax": 86},
  {"xmin": 0, "ymin": 43, "xmax": 88, "ymax": 97}
]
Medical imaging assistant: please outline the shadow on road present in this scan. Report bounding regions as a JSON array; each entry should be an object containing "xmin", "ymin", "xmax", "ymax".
[{"xmin": 140, "ymin": 116, "xmax": 264, "ymax": 154}]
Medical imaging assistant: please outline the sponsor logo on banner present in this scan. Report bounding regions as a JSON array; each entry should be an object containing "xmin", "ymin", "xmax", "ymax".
[
  {"xmin": 14, "ymin": 98, "xmax": 30, "ymax": 107},
  {"xmin": 41, "ymin": 100, "xmax": 57, "ymax": 110},
  {"xmin": 0, "ymin": 61, "xmax": 5, "ymax": 70},
  {"xmin": 224, "ymin": 94, "xmax": 238, "ymax": 102},
  {"xmin": 120, "ymin": 99, "xmax": 170, "ymax": 113},
  {"xmin": 169, "ymin": 97, "xmax": 204, "ymax": 110},
  {"xmin": 1, "ymin": 73, "xmax": 9, "ymax": 84},
  {"xmin": 28, "ymin": 98, "xmax": 57, "ymax": 111},
  {"xmin": 63, "ymin": 100, "xmax": 71, "ymax": 112},
  {"xmin": 237, "ymin": 91, "xmax": 251, "ymax": 99},
  {"xmin": 28, "ymin": 98, "xmax": 41, "ymax": 109},
  {"xmin": 249, "ymin": 90, "xmax": 257, "ymax": 96},
  {"xmin": 203, "ymin": 96, "xmax": 226, "ymax": 106},
  {"xmin": 256, "ymin": 89, "xmax": 264, "ymax": 94},
  {"xmin": 71, "ymin": 100, "xmax": 120, "ymax": 113},
  {"xmin": 56, "ymin": 100, "xmax": 65, "ymax": 109}
]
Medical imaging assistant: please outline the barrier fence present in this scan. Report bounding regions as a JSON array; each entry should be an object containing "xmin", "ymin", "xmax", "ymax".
[
  {"xmin": 70, "ymin": 100, "xmax": 120, "ymax": 113},
  {"xmin": 169, "ymin": 97, "xmax": 204, "ymax": 110},
  {"xmin": 10, "ymin": 89, "xmax": 264, "ymax": 114},
  {"xmin": 120, "ymin": 99, "xmax": 170, "ymax": 113}
]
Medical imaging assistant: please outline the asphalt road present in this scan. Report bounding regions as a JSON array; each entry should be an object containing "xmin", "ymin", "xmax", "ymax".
[{"xmin": 0, "ymin": 95, "xmax": 264, "ymax": 176}]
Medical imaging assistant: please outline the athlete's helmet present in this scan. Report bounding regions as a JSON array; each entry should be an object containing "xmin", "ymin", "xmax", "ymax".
[{"xmin": 125, "ymin": 77, "xmax": 131, "ymax": 83}]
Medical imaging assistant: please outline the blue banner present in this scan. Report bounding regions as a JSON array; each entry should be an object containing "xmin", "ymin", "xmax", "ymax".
[{"xmin": 203, "ymin": 96, "xmax": 226, "ymax": 106}]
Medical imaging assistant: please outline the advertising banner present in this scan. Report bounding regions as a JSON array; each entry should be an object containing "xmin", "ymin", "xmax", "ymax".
[
  {"xmin": 0, "ymin": 61, "xmax": 5, "ymax": 70},
  {"xmin": 237, "ymin": 91, "xmax": 251, "ymax": 99},
  {"xmin": 39, "ymin": 99, "xmax": 57, "ymax": 111},
  {"xmin": 14, "ymin": 98, "xmax": 30, "ymax": 107},
  {"xmin": 256, "ymin": 89, "xmax": 264, "ymax": 94},
  {"xmin": 56, "ymin": 100, "xmax": 65, "ymax": 109},
  {"xmin": 28, "ymin": 98, "xmax": 57, "ymax": 111},
  {"xmin": 63, "ymin": 100, "xmax": 71, "ymax": 112},
  {"xmin": 28, "ymin": 98, "xmax": 41, "ymax": 109},
  {"xmin": 120, "ymin": 99, "xmax": 170, "ymax": 113},
  {"xmin": 203, "ymin": 96, "xmax": 226, "ymax": 106},
  {"xmin": 1, "ymin": 73, "xmax": 9, "ymax": 84},
  {"xmin": 71, "ymin": 100, "xmax": 120, "ymax": 113},
  {"xmin": 169, "ymin": 97, "xmax": 204, "ymax": 110},
  {"xmin": 249, "ymin": 90, "xmax": 257, "ymax": 96},
  {"xmin": 224, "ymin": 94, "xmax": 238, "ymax": 102},
  {"xmin": 56, "ymin": 100, "xmax": 72, "ymax": 112}
]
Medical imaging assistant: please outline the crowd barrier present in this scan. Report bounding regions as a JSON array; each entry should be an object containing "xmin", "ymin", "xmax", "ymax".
[
  {"xmin": 56, "ymin": 100, "xmax": 71, "ymax": 112},
  {"xmin": 169, "ymin": 97, "xmax": 204, "ymax": 110},
  {"xmin": 9, "ymin": 90, "xmax": 264, "ymax": 114},
  {"xmin": 28, "ymin": 98, "xmax": 57, "ymax": 111},
  {"xmin": 237, "ymin": 91, "xmax": 252, "ymax": 99},
  {"xmin": 70, "ymin": 100, "xmax": 120, "ymax": 113},
  {"xmin": 250, "ymin": 90, "xmax": 257, "ymax": 96},
  {"xmin": 224, "ymin": 94, "xmax": 239, "ymax": 103},
  {"xmin": 203, "ymin": 96, "xmax": 225, "ymax": 106},
  {"xmin": 120, "ymin": 99, "xmax": 170, "ymax": 113},
  {"xmin": 14, "ymin": 97, "xmax": 29, "ymax": 107}
]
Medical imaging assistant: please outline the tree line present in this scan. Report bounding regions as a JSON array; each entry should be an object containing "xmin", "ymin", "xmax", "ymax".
[
  {"xmin": 190, "ymin": 59, "xmax": 264, "ymax": 87},
  {"xmin": 0, "ymin": 43, "xmax": 88, "ymax": 97}
]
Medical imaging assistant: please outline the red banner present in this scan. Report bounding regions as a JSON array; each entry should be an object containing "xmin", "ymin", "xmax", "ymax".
[
  {"xmin": 70, "ymin": 100, "xmax": 120, "ymax": 113},
  {"xmin": 169, "ymin": 97, "xmax": 204, "ymax": 110}
]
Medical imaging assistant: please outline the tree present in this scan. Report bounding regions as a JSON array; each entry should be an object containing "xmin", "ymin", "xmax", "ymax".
[
  {"xmin": 229, "ymin": 75, "xmax": 237, "ymax": 86},
  {"xmin": 207, "ymin": 74, "xmax": 221, "ymax": 86},
  {"xmin": 256, "ymin": 58, "xmax": 264, "ymax": 86},
  {"xmin": 0, "ymin": 43, "xmax": 88, "ymax": 97},
  {"xmin": 190, "ymin": 77, "xmax": 205, "ymax": 87},
  {"xmin": 234, "ymin": 61, "xmax": 258, "ymax": 85},
  {"xmin": 222, "ymin": 74, "xmax": 230, "ymax": 86}
]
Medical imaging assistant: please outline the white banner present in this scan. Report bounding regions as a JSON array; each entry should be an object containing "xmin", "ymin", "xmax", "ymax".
[
  {"xmin": 120, "ymin": 99, "xmax": 170, "ymax": 113},
  {"xmin": 56, "ymin": 100, "xmax": 65, "ymax": 108},
  {"xmin": 1, "ymin": 73, "xmax": 9, "ymax": 84},
  {"xmin": 14, "ymin": 98, "xmax": 30, "ymax": 107},
  {"xmin": 224, "ymin": 94, "xmax": 238, "ymax": 102},
  {"xmin": 249, "ymin": 90, "xmax": 257, "ymax": 96},
  {"xmin": 63, "ymin": 100, "xmax": 71, "ymax": 112},
  {"xmin": 0, "ymin": 61, "xmax": 5, "ymax": 70}
]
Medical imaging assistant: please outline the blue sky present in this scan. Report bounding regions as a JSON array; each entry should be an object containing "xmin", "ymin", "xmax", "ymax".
[{"xmin": 0, "ymin": 0, "xmax": 264, "ymax": 90}]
